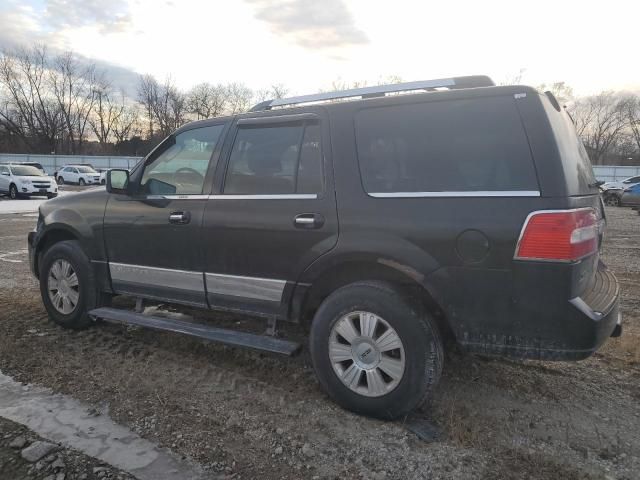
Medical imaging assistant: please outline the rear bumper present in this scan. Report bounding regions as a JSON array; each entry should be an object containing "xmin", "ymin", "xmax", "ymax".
[{"xmin": 459, "ymin": 263, "xmax": 621, "ymax": 361}]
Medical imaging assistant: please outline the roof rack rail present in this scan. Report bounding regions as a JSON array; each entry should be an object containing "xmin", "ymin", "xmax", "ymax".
[{"xmin": 249, "ymin": 75, "xmax": 494, "ymax": 112}]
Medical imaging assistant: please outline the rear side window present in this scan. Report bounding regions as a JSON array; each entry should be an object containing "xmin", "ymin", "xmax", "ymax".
[
  {"xmin": 224, "ymin": 121, "xmax": 323, "ymax": 195},
  {"xmin": 355, "ymin": 96, "xmax": 538, "ymax": 194},
  {"xmin": 541, "ymin": 96, "xmax": 596, "ymax": 195}
]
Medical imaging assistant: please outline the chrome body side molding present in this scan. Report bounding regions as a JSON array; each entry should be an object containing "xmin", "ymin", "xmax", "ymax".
[{"xmin": 205, "ymin": 273, "xmax": 286, "ymax": 303}]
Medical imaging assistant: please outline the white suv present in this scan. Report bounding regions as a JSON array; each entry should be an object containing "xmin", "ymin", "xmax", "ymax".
[
  {"xmin": 0, "ymin": 164, "xmax": 58, "ymax": 199},
  {"xmin": 56, "ymin": 165, "xmax": 101, "ymax": 186}
]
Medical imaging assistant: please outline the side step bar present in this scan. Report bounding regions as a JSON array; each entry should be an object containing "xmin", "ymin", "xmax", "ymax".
[{"xmin": 89, "ymin": 307, "xmax": 302, "ymax": 356}]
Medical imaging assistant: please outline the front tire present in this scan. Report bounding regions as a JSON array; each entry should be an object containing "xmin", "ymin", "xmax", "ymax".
[
  {"xmin": 47, "ymin": 193, "xmax": 58, "ymax": 199},
  {"xmin": 39, "ymin": 240, "xmax": 108, "ymax": 330},
  {"xmin": 9, "ymin": 184, "xmax": 18, "ymax": 199},
  {"xmin": 78, "ymin": 178, "xmax": 86, "ymax": 186},
  {"xmin": 310, "ymin": 281, "xmax": 443, "ymax": 420},
  {"xmin": 57, "ymin": 176, "xmax": 64, "ymax": 185}
]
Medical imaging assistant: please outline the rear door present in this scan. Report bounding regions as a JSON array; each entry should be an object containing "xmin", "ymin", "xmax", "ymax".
[{"xmin": 201, "ymin": 111, "xmax": 338, "ymax": 317}]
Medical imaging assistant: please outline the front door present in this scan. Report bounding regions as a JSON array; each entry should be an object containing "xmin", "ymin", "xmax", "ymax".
[
  {"xmin": 202, "ymin": 111, "xmax": 338, "ymax": 317},
  {"xmin": 103, "ymin": 122, "xmax": 227, "ymax": 307}
]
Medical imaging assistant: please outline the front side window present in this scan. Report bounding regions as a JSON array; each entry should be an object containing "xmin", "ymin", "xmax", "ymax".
[
  {"xmin": 355, "ymin": 96, "xmax": 538, "ymax": 194},
  {"xmin": 140, "ymin": 124, "xmax": 225, "ymax": 195},
  {"xmin": 224, "ymin": 121, "xmax": 323, "ymax": 195}
]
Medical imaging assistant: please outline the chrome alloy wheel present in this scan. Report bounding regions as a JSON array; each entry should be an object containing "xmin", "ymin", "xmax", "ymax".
[
  {"xmin": 329, "ymin": 311, "xmax": 405, "ymax": 397},
  {"xmin": 47, "ymin": 259, "xmax": 79, "ymax": 315}
]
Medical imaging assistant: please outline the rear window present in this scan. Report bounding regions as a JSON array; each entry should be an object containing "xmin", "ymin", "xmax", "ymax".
[
  {"xmin": 541, "ymin": 97, "xmax": 596, "ymax": 195},
  {"xmin": 355, "ymin": 96, "xmax": 539, "ymax": 194}
]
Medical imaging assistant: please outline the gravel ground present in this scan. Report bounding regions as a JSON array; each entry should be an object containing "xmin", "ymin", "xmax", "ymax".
[
  {"xmin": 0, "ymin": 207, "xmax": 638, "ymax": 480},
  {"xmin": 0, "ymin": 416, "xmax": 136, "ymax": 480}
]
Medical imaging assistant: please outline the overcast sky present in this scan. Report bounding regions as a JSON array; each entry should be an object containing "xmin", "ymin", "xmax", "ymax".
[{"xmin": 0, "ymin": 0, "xmax": 638, "ymax": 97}]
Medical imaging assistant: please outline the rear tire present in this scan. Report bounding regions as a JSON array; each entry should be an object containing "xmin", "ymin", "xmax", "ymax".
[
  {"xmin": 39, "ymin": 240, "xmax": 109, "ymax": 330},
  {"xmin": 310, "ymin": 281, "xmax": 443, "ymax": 420}
]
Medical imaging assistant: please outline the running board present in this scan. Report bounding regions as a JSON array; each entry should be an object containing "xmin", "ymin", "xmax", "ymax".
[{"xmin": 89, "ymin": 307, "xmax": 301, "ymax": 356}]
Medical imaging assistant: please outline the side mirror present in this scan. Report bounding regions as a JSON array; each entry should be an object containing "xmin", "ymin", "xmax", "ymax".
[{"xmin": 106, "ymin": 169, "xmax": 129, "ymax": 194}]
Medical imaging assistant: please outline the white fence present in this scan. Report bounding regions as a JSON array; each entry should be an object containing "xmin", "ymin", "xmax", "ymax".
[
  {"xmin": 0, "ymin": 153, "xmax": 142, "ymax": 175},
  {"xmin": 1, "ymin": 153, "xmax": 638, "ymax": 183},
  {"xmin": 593, "ymin": 165, "xmax": 640, "ymax": 183}
]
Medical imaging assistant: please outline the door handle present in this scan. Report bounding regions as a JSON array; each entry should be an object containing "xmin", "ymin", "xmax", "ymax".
[
  {"xmin": 169, "ymin": 211, "xmax": 191, "ymax": 224},
  {"xmin": 294, "ymin": 213, "xmax": 324, "ymax": 229}
]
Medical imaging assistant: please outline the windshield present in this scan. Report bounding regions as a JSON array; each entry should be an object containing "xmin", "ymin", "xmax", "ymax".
[
  {"xmin": 77, "ymin": 166, "xmax": 97, "ymax": 173},
  {"xmin": 11, "ymin": 165, "xmax": 44, "ymax": 176}
]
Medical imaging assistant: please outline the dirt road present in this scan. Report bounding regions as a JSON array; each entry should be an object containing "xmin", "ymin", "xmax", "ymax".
[{"xmin": 0, "ymin": 207, "xmax": 638, "ymax": 479}]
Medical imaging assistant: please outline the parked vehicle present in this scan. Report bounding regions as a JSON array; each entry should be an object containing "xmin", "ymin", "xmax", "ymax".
[
  {"xmin": 601, "ymin": 175, "xmax": 640, "ymax": 193},
  {"xmin": 27, "ymin": 76, "xmax": 622, "ymax": 419},
  {"xmin": 620, "ymin": 184, "xmax": 640, "ymax": 207},
  {"xmin": 0, "ymin": 161, "xmax": 46, "ymax": 175},
  {"xmin": 95, "ymin": 168, "xmax": 112, "ymax": 185},
  {"xmin": 0, "ymin": 164, "xmax": 58, "ymax": 199},
  {"xmin": 56, "ymin": 165, "xmax": 101, "ymax": 185}
]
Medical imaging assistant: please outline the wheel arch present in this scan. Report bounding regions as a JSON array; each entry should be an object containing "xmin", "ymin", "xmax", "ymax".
[
  {"xmin": 289, "ymin": 257, "xmax": 454, "ymax": 342},
  {"xmin": 33, "ymin": 226, "xmax": 82, "ymax": 278}
]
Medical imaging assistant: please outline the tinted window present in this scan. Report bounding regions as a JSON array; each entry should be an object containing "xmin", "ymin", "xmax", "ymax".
[
  {"xmin": 224, "ymin": 122, "xmax": 323, "ymax": 195},
  {"xmin": 541, "ymin": 96, "xmax": 596, "ymax": 195},
  {"xmin": 141, "ymin": 124, "xmax": 224, "ymax": 195},
  {"xmin": 355, "ymin": 96, "xmax": 538, "ymax": 193},
  {"xmin": 0, "ymin": 166, "xmax": 8, "ymax": 174}
]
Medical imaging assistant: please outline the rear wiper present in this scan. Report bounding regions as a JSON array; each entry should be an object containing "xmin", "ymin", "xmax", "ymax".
[{"xmin": 589, "ymin": 180, "xmax": 605, "ymax": 188}]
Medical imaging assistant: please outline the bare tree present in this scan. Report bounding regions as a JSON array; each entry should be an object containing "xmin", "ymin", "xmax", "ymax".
[
  {"xmin": 137, "ymin": 75, "xmax": 187, "ymax": 137},
  {"xmin": 255, "ymin": 83, "xmax": 289, "ymax": 103},
  {"xmin": 50, "ymin": 51, "xmax": 99, "ymax": 154},
  {"xmin": 626, "ymin": 96, "xmax": 640, "ymax": 155},
  {"xmin": 0, "ymin": 45, "xmax": 62, "ymax": 153},
  {"xmin": 225, "ymin": 82, "xmax": 253, "ymax": 114},
  {"xmin": 186, "ymin": 82, "xmax": 229, "ymax": 119},
  {"xmin": 113, "ymin": 103, "xmax": 141, "ymax": 145},
  {"xmin": 89, "ymin": 83, "xmax": 126, "ymax": 151},
  {"xmin": 569, "ymin": 92, "xmax": 630, "ymax": 164},
  {"xmin": 537, "ymin": 81, "xmax": 574, "ymax": 106}
]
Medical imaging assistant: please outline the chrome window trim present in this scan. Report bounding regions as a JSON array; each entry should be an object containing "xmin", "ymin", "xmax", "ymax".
[
  {"xmin": 205, "ymin": 273, "xmax": 286, "ymax": 302},
  {"xmin": 109, "ymin": 262, "xmax": 205, "ymax": 292},
  {"xmin": 145, "ymin": 194, "xmax": 209, "ymax": 200},
  {"xmin": 368, "ymin": 191, "xmax": 541, "ymax": 198},
  {"xmin": 208, "ymin": 194, "xmax": 318, "ymax": 200}
]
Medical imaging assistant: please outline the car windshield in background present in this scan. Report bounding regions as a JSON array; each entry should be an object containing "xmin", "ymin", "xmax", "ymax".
[
  {"xmin": 11, "ymin": 165, "xmax": 44, "ymax": 176},
  {"xmin": 77, "ymin": 166, "xmax": 97, "ymax": 173}
]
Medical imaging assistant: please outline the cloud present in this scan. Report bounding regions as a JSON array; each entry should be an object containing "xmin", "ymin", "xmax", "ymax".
[
  {"xmin": 44, "ymin": 0, "xmax": 133, "ymax": 34},
  {"xmin": 0, "ymin": 1, "xmax": 140, "ymax": 97},
  {"xmin": 245, "ymin": 0, "xmax": 368, "ymax": 49}
]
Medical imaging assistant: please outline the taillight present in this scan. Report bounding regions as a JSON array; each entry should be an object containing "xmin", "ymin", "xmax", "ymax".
[{"xmin": 514, "ymin": 208, "xmax": 598, "ymax": 262}]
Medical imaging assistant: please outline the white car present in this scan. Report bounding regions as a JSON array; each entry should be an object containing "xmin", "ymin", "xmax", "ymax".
[
  {"xmin": 56, "ymin": 165, "xmax": 101, "ymax": 186},
  {"xmin": 95, "ymin": 168, "xmax": 112, "ymax": 185},
  {"xmin": 0, "ymin": 164, "xmax": 58, "ymax": 199},
  {"xmin": 601, "ymin": 175, "xmax": 640, "ymax": 192}
]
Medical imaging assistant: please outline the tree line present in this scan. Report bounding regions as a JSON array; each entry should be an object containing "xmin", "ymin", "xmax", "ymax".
[{"xmin": 0, "ymin": 45, "xmax": 639, "ymax": 165}]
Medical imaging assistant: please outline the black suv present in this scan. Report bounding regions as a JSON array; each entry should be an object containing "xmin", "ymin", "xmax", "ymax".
[{"xmin": 28, "ymin": 76, "xmax": 622, "ymax": 419}]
